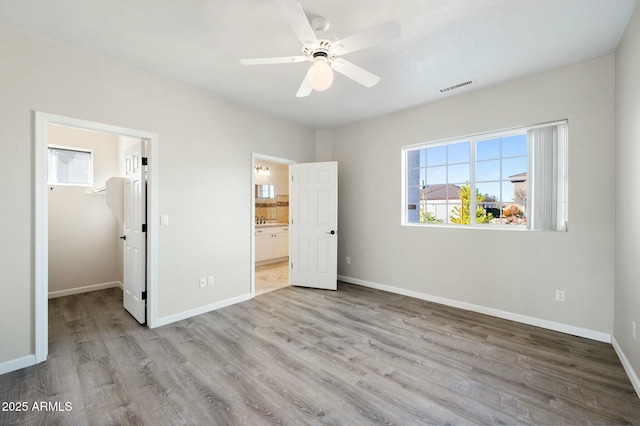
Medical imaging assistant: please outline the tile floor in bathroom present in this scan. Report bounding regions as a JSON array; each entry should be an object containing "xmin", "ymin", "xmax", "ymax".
[{"xmin": 255, "ymin": 260, "xmax": 289, "ymax": 296}]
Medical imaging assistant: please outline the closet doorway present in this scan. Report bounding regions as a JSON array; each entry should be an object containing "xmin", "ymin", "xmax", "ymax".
[{"xmin": 34, "ymin": 112, "xmax": 159, "ymax": 363}]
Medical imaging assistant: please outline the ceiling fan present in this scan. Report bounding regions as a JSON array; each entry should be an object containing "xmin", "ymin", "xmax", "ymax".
[{"xmin": 240, "ymin": 0, "xmax": 400, "ymax": 97}]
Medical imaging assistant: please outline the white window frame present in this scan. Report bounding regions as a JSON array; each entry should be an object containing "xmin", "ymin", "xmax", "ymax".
[
  {"xmin": 47, "ymin": 144, "xmax": 94, "ymax": 187},
  {"xmin": 401, "ymin": 120, "xmax": 568, "ymax": 230}
]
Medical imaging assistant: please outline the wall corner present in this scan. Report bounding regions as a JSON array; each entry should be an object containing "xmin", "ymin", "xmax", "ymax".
[{"xmin": 315, "ymin": 129, "xmax": 333, "ymax": 161}]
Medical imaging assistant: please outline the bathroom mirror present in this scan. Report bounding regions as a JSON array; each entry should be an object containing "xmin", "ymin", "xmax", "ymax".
[
  {"xmin": 255, "ymin": 184, "xmax": 275, "ymax": 199},
  {"xmin": 256, "ymin": 184, "xmax": 277, "ymax": 221}
]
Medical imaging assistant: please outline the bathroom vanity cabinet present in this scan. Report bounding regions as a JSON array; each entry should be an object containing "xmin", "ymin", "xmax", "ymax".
[{"xmin": 255, "ymin": 225, "xmax": 289, "ymax": 265}]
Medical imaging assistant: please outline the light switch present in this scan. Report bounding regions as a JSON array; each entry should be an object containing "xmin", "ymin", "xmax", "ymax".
[{"xmin": 161, "ymin": 215, "xmax": 169, "ymax": 226}]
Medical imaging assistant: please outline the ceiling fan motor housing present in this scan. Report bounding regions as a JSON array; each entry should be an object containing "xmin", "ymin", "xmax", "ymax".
[{"xmin": 303, "ymin": 40, "xmax": 335, "ymax": 62}]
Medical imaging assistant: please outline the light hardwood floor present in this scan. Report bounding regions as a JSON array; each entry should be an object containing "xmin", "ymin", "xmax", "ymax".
[{"xmin": 1, "ymin": 284, "xmax": 639, "ymax": 425}]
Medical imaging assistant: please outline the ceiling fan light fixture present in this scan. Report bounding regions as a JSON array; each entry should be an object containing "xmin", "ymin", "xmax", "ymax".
[{"xmin": 307, "ymin": 57, "xmax": 334, "ymax": 92}]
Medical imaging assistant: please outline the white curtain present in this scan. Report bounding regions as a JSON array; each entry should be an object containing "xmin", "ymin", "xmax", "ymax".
[{"xmin": 528, "ymin": 124, "xmax": 566, "ymax": 231}]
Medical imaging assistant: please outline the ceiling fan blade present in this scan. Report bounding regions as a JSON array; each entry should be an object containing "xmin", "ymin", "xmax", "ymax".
[
  {"xmin": 274, "ymin": 0, "xmax": 318, "ymax": 45},
  {"xmin": 332, "ymin": 21, "xmax": 400, "ymax": 55},
  {"xmin": 240, "ymin": 56, "xmax": 307, "ymax": 65},
  {"xmin": 296, "ymin": 68, "xmax": 313, "ymax": 97},
  {"xmin": 331, "ymin": 58, "xmax": 380, "ymax": 87}
]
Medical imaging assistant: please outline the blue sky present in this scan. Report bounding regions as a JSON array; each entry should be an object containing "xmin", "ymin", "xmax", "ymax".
[{"xmin": 418, "ymin": 133, "xmax": 527, "ymax": 202}]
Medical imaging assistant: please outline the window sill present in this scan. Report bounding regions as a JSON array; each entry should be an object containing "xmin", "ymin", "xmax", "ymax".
[{"xmin": 401, "ymin": 222, "xmax": 528, "ymax": 231}]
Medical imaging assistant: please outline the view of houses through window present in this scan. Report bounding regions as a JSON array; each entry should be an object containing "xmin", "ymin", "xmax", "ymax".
[{"xmin": 404, "ymin": 122, "xmax": 566, "ymax": 230}]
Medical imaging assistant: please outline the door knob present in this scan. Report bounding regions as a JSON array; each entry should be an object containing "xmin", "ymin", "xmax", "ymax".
[
  {"xmin": 120, "ymin": 235, "xmax": 127, "ymax": 240},
  {"xmin": 326, "ymin": 230, "xmax": 336, "ymax": 235}
]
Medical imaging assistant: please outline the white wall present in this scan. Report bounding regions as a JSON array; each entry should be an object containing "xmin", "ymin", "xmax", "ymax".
[
  {"xmin": 315, "ymin": 129, "xmax": 333, "ymax": 162},
  {"xmin": 0, "ymin": 24, "xmax": 315, "ymax": 366},
  {"xmin": 615, "ymin": 4, "xmax": 640, "ymax": 386},
  {"xmin": 48, "ymin": 125, "xmax": 120, "ymax": 295},
  {"xmin": 333, "ymin": 54, "xmax": 616, "ymax": 336}
]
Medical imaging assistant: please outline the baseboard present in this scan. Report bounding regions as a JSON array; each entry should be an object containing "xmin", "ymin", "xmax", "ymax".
[
  {"xmin": 338, "ymin": 275, "xmax": 612, "ymax": 343},
  {"xmin": 48, "ymin": 281, "xmax": 123, "ymax": 299},
  {"xmin": 155, "ymin": 293, "xmax": 253, "ymax": 327},
  {"xmin": 612, "ymin": 336, "xmax": 640, "ymax": 398},
  {"xmin": 0, "ymin": 354, "xmax": 35, "ymax": 376}
]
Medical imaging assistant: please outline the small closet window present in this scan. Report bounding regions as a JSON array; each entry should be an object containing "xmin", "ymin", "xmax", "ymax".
[{"xmin": 48, "ymin": 145, "xmax": 93, "ymax": 187}]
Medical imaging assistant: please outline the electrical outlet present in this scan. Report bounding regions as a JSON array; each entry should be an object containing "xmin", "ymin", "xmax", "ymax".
[
  {"xmin": 633, "ymin": 321, "xmax": 637, "ymax": 340},
  {"xmin": 555, "ymin": 290, "xmax": 566, "ymax": 302},
  {"xmin": 346, "ymin": 257, "xmax": 351, "ymax": 265},
  {"xmin": 199, "ymin": 277, "xmax": 207, "ymax": 288},
  {"xmin": 207, "ymin": 276, "xmax": 214, "ymax": 287}
]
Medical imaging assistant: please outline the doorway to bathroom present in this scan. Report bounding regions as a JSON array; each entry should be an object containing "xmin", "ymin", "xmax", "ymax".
[{"xmin": 251, "ymin": 154, "xmax": 296, "ymax": 297}]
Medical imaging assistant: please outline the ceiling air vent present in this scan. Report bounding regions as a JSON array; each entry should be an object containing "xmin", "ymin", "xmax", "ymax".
[{"xmin": 439, "ymin": 79, "xmax": 476, "ymax": 94}]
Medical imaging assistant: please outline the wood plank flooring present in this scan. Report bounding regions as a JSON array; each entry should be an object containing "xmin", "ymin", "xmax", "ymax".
[{"xmin": 1, "ymin": 283, "xmax": 639, "ymax": 425}]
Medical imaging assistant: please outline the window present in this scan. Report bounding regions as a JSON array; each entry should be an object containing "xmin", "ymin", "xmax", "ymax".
[
  {"xmin": 47, "ymin": 145, "xmax": 93, "ymax": 187},
  {"xmin": 403, "ymin": 121, "xmax": 567, "ymax": 230}
]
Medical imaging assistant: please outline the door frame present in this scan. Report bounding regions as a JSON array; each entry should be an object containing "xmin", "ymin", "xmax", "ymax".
[
  {"xmin": 250, "ymin": 152, "xmax": 296, "ymax": 297},
  {"xmin": 34, "ymin": 112, "xmax": 159, "ymax": 363}
]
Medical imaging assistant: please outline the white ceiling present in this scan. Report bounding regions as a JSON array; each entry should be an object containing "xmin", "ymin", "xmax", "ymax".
[{"xmin": 0, "ymin": 0, "xmax": 636, "ymax": 129}]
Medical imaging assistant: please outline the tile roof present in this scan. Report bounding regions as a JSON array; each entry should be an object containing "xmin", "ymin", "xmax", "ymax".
[
  {"xmin": 508, "ymin": 172, "xmax": 527, "ymax": 182},
  {"xmin": 421, "ymin": 184, "xmax": 462, "ymax": 200},
  {"xmin": 421, "ymin": 184, "xmax": 498, "ymax": 203}
]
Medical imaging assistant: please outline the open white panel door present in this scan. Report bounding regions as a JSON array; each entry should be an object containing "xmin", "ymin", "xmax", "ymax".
[
  {"xmin": 290, "ymin": 162, "xmax": 338, "ymax": 290},
  {"xmin": 123, "ymin": 142, "xmax": 147, "ymax": 324}
]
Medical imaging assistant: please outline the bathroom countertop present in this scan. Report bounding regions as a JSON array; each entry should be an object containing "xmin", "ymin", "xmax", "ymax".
[{"xmin": 255, "ymin": 223, "xmax": 289, "ymax": 228}]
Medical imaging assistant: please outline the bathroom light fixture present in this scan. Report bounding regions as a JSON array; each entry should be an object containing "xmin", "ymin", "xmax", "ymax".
[
  {"xmin": 255, "ymin": 165, "xmax": 270, "ymax": 176},
  {"xmin": 307, "ymin": 56, "xmax": 334, "ymax": 92}
]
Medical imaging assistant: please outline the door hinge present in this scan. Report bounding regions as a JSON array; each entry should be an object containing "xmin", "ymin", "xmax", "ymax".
[
  {"xmin": 142, "ymin": 224, "xmax": 147, "ymax": 232},
  {"xmin": 141, "ymin": 157, "xmax": 148, "ymax": 166},
  {"xmin": 141, "ymin": 291, "xmax": 147, "ymax": 300},
  {"xmin": 291, "ymin": 262, "xmax": 293, "ymax": 269}
]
